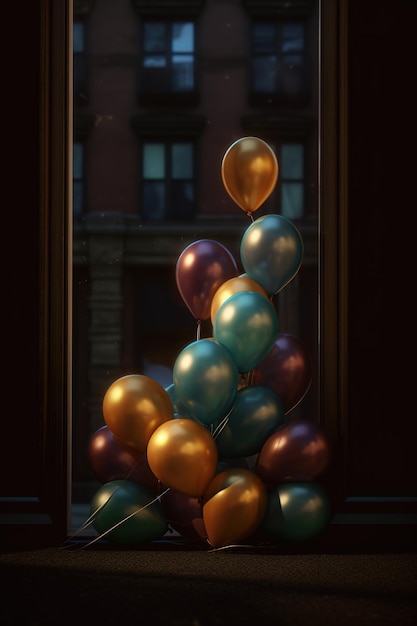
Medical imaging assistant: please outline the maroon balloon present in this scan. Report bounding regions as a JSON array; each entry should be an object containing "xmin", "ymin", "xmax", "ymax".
[
  {"xmin": 252, "ymin": 333, "xmax": 312, "ymax": 414},
  {"xmin": 88, "ymin": 425, "xmax": 160, "ymax": 493},
  {"xmin": 175, "ymin": 239, "xmax": 238, "ymax": 321},
  {"xmin": 161, "ymin": 489, "xmax": 208, "ymax": 543},
  {"xmin": 255, "ymin": 419, "xmax": 331, "ymax": 487}
]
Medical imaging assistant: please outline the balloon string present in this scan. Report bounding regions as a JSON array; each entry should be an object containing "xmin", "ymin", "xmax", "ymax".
[{"xmin": 196, "ymin": 320, "xmax": 201, "ymax": 341}]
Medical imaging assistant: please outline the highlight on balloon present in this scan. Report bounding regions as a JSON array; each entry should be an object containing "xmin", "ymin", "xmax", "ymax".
[{"xmin": 67, "ymin": 137, "xmax": 330, "ymax": 552}]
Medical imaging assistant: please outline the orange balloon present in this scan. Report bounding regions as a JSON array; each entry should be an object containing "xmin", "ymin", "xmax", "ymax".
[
  {"xmin": 221, "ymin": 136, "xmax": 279, "ymax": 215},
  {"xmin": 210, "ymin": 275, "xmax": 269, "ymax": 324},
  {"xmin": 146, "ymin": 419, "xmax": 218, "ymax": 498},
  {"xmin": 202, "ymin": 468, "xmax": 267, "ymax": 548},
  {"xmin": 102, "ymin": 374, "xmax": 174, "ymax": 453}
]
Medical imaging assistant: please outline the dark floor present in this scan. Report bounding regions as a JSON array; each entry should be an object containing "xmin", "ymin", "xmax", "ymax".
[{"xmin": 0, "ymin": 542, "xmax": 416, "ymax": 626}]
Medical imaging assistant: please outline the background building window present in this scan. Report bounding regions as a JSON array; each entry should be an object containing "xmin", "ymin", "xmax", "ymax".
[
  {"xmin": 280, "ymin": 142, "xmax": 304, "ymax": 219},
  {"xmin": 141, "ymin": 141, "xmax": 195, "ymax": 220},
  {"xmin": 251, "ymin": 21, "xmax": 307, "ymax": 98},
  {"xmin": 141, "ymin": 21, "xmax": 195, "ymax": 94}
]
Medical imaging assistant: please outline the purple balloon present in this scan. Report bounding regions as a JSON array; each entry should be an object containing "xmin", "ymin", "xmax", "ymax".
[
  {"xmin": 255, "ymin": 419, "xmax": 331, "ymax": 487},
  {"xmin": 88, "ymin": 425, "xmax": 160, "ymax": 493},
  {"xmin": 161, "ymin": 489, "xmax": 207, "ymax": 543},
  {"xmin": 176, "ymin": 239, "xmax": 238, "ymax": 321},
  {"xmin": 252, "ymin": 333, "xmax": 312, "ymax": 413}
]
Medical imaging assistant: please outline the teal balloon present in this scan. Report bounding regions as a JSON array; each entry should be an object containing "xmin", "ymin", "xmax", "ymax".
[
  {"xmin": 173, "ymin": 338, "xmax": 239, "ymax": 427},
  {"xmin": 90, "ymin": 480, "xmax": 168, "ymax": 544},
  {"xmin": 215, "ymin": 385, "xmax": 285, "ymax": 459},
  {"xmin": 260, "ymin": 482, "xmax": 331, "ymax": 543},
  {"xmin": 213, "ymin": 291, "xmax": 278, "ymax": 373},
  {"xmin": 240, "ymin": 214, "xmax": 303, "ymax": 295},
  {"xmin": 165, "ymin": 383, "xmax": 191, "ymax": 418}
]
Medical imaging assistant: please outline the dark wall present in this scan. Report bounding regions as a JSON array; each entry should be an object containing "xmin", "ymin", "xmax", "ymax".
[{"xmin": 347, "ymin": 1, "xmax": 417, "ymax": 496}]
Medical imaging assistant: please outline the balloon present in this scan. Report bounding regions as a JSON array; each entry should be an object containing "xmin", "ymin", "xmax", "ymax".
[
  {"xmin": 221, "ymin": 136, "xmax": 279, "ymax": 215},
  {"xmin": 165, "ymin": 383, "xmax": 191, "ymax": 418},
  {"xmin": 252, "ymin": 333, "xmax": 312, "ymax": 413},
  {"xmin": 259, "ymin": 482, "xmax": 331, "ymax": 543},
  {"xmin": 90, "ymin": 480, "xmax": 168, "ymax": 544},
  {"xmin": 146, "ymin": 418, "xmax": 218, "ymax": 498},
  {"xmin": 102, "ymin": 374, "xmax": 174, "ymax": 453},
  {"xmin": 175, "ymin": 239, "xmax": 238, "ymax": 321},
  {"xmin": 213, "ymin": 291, "xmax": 278, "ymax": 374},
  {"xmin": 215, "ymin": 385, "xmax": 285, "ymax": 459},
  {"xmin": 210, "ymin": 275, "xmax": 268, "ymax": 325},
  {"xmin": 255, "ymin": 419, "xmax": 331, "ymax": 486},
  {"xmin": 240, "ymin": 214, "xmax": 303, "ymax": 295},
  {"xmin": 202, "ymin": 468, "xmax": 267, "ymax": 548},
  {"xmin": 161, "ymin": 489, "xmax": 207, "ymax": 543},
  {"xmin": 173, "ymin": 338, "xmax": 239, "ymax": 426},
  {"xmin": 88, "ymin": 425, "xmax": 160, "ymax": 493}
]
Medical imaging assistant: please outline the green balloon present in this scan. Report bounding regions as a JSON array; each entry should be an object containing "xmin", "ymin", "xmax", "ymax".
[
  {"xmin": 260, "ymin": 482, "xmax": 331, "ymax": 543},
  {"xmin": 90, "ymin": 480, "xmax": 168, "ymax": 544},
  {"xmin": 215, "ymin": 385, "xmax": 285, "ymax": 459}
]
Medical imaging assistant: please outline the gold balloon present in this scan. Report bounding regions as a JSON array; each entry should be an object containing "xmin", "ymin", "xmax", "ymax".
[
  {"xmin": 221, "ymin": 136, "xmax": 279, "ymax": 215},
  {"xmin": 146, "ymin": 418, "xmax": 218, "ymax": 498},
  {"xmin": 210, "ymin": 274, "xmax": 269, "ymax": 324},
  {"xmin": 102, "ymin": 374, "xmax": 174, "ymax": 453},
  {"xmin": 202, "ymin": 468, "xmax": 267, "ymax": 548}
]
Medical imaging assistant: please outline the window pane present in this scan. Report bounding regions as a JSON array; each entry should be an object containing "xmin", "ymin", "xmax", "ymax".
[
  {"xmin": 73, "ymin": 22, "xmax": 84, "ymax": 53},
  {"xmin": 142, "ymin": 181, "xmax": 165, "ymax": 220},
  {"xmin": 282, "ymin": 23, "xmax": 304, "ymax": 54},
  {"xmin": 253, "ymin": 23, "xmax": 275, "ymax": 53},
  {"xmin": 281, "ymin": 144, "xmax": 304, "ymax": 179},
  {"xmin": 144, "ymin": 23, "xmax": 166, "ymax": 53},
  {"xmin": 171, "ymin": 181, "xmax": 195, "ymax": 219},
  {"xmin": 172, "ymin": 143, "xmax": 193, "ymax": 178},
  {"xmin": 172, "ymin": 23, "xmax": 194, "ymax": 52},
  {"xmin": 143, "ymin": 143, "xmax": 165, "ymax": 178},
  {"xmin": 73, "ymin": 142, "xmax": 83, "ymax": 178},
  {"xmin": 253, "ymin": 56, "xmax": 277, "ymax": 91},
  {"xmin": 172, "ymin": 55, "xmax": 194, "ymax": 90},
  {"xmin": 282, "ymin": 182, "xmax": 303, "ymax": 219}
]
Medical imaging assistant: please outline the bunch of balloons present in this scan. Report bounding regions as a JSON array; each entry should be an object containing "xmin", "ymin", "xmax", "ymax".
[{"xmin": 85, "ymin": 137, "xmax": 332, "ymax": 549}]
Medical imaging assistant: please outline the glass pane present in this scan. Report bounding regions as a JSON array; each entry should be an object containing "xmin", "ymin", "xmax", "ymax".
[
  {"xmin": 73, "ymin": 22, "xmax": 84, "ymax": 53},
  {"xmin": 171, "ymin": 181, "xmax": 195, "ymax": 219},
  {"xmin": 253, "ymin": 56, "xmax": 277, "ymax": 91},
  {"xmin": 143, "ymin": 143, "xmax": 165, "ymax": 179},
  {"xmin": 281, "ymin": 182, "xmax": 304, "ymax": 219},
  {"xmin": 144, "ymin": 22, "xmax": 166, "ymax": 53},
  {"xmin": 143, "ymin": 56, "xmax": 166, "ymax": 68},
  {"xmin": 71, "ymin": 1, "xmax": 319, "ymax": 539},
  {"xmin": 142, "ymin": 181, "xmax": 165, "ymax": 220},
  {"xmin": 281, "ymin": 144, "xmax": 304, "ymax": 179},
  {"xmin": 172, "ymin": 23, "xmax": 194, "ymax": 52},
  {"xmin": 172, "ymin": 55, "xmax": 194, "ymax": 90},
  {"xmin": 253, "ymin": 23, "xmax": 275, "ymax": 53},
  {"xmin": 73, "ymin": 142, "xmax": 83, "ymax": 178},
  {"xmin": 282, "ymin": 23, "xmax": 304, "ymax": 54},
  {"xmin": 172, "ymin": 143, "xmax": 193, "ymax": 178}
]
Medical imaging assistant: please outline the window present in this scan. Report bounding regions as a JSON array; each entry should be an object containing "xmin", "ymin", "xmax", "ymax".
[
  {"xmin": 140, "ymin": 21, "xmax": 196, "ymax": 96},
  {"xmin": 251, "ymin": 21, "xmax": 308, "ymax": 102},
  {"xmin": 141, "ymin": 141, "xmax": 196, "ymax": 220},
  {"xmin": 280, "ymin": 143, "xmax": 304, "ymax": 219}
]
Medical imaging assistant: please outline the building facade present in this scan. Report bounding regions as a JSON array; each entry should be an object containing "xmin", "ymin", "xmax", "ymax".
[{"xmin": 72, "ymin": 0, "xmax": 320, "ymax": 498}]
